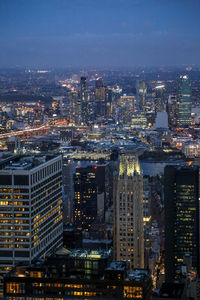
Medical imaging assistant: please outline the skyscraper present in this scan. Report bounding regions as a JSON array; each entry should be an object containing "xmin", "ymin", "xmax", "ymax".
[
  {"xmin": 113, "ymin": 153, "xmax": 144, "ymax": 269},
  {"xmin": 0, "ymin": 154, "xmax": 63, "ymax": 292},
  {"xmin": 73, "ymin": 162, "xmax": 112, "ymax": 231},
  {"xmin": 69, "ymin": 89, "xmax": 78, "ymax": 124},
  {"xmin": 136, "ymin": 80, "xmax": 147, "ymax": 111},
  {"xmin": 73, "ymin": 164, "xmax": 97, "ymax": 231},
  {"xmin": 105, "ymin": 88, "xmax": 113, "ymax": 119},
  {"xmin": 154, "ymin": 84, "xmax": 165, "ymax": 113},
  {"xmin": 95, "ymin": 77, "xmax": 105, "ymax": 100},
  {"xmin": 143, "ymin": 176, "xmax": 151, "ymax": 268},
  {"xmin": 80, "ymin": 76, "xmax": 88, "ymax": 125},
  {"xmin": 167, "ymin": 95, "xmax": 177, "ymax": 128},
  {"xmin": 95, "ymin": 77, "xmax": 106, "ymax": 119},
  {"xmin": 164, "ymin": 165, "xmax": 199, "ymax": 282},
  {"xmin": 176, "ymin": 75, "xmax": 192, "ymax": 128}
]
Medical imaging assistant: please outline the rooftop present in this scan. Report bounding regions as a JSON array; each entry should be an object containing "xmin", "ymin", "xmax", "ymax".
[
  {"xmin": 106, "ymin": 261, "xmax": 128, "ymax": 271},
  {"xmin": 69, "ymin": 249, "xmax": 111, "ymax": 260},
  {"xmin": 0, "ymin": 154, "xmax": 60, "ymax": 171},
  {"xmin": 127, "ymin": 269, "xmax": 150, "ymax": 282}
]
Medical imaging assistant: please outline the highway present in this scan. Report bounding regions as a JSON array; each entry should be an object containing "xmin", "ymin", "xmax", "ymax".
[{"xmin": 0, "ymin": 125, "xmax": 50, "ymax": 139}]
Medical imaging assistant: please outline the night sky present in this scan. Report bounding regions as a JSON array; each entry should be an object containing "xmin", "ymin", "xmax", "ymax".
[{"xmin": 0, "ymin": 0, "xmax": 200, "ymax": 68}]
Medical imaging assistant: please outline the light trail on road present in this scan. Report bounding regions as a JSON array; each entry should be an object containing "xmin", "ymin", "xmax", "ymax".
[{"xmin": 0, "ymin": 125, "xmax": 50, "ymax": 139}]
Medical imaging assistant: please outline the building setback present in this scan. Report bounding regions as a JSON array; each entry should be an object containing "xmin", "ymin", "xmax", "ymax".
[{"xmin": 114, "ymin": 153, "xmax": 144, "ymax": 269}]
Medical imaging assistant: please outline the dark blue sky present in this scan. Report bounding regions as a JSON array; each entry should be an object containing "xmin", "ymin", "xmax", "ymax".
[{"xmin": 0, "ymin": 0, "xmax": 200, "ymax": 68}]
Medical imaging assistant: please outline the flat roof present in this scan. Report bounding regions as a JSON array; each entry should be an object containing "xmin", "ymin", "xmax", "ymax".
[{"xmin": 0, "ymin": 154, "xmax": 60, "ymax": 171}]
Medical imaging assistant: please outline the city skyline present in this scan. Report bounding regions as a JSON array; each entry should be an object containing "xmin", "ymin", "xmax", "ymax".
[
  {"xmin": 0, "ymin": 64, "xmax": 200, "ymax": 297},
  {"xmin": 0, "ymin": 0, "xmax": 200, "ymax": 68},
  {"xmin": 0, "ymin": 2, "xmax": 200, "ymax": 295}
]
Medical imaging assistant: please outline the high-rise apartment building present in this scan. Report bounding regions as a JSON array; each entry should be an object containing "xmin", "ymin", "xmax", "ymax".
[
  {"xmin": 176, "ymin": 75, "xmax": 192, "ymax": 128},
  {"xmin": 0, "ymin": 154, "xmax": 63, "ymax": 292},
  {"xmin": 164, "ymin": 165, "xmax": 199, "ymax": 282},
  {"xmin": 114, "ymin": 153, "xmax": 144, "ymax": 269}
]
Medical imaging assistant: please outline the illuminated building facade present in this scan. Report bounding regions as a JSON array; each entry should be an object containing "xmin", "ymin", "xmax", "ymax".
[
  {"xmin": 119, "ymin": 96, "xmax": 135, "ymax": 111},
  {"xmin": 114, "ymin": 153, "xmax": 144, "ymax": 269},
  {"xmin": 154, "ymin": 84, "xmax": 165, "ymax": 113},
  {"xmin": 143, "ymin": 176, "xmax": 151, "ymax": 268},
  {"xmin": 0, "ymin": 154, "xmax": 63, "ymax": 292},
  {"xmin": 80, "ymin": 76, "xmax": 88, "ymax": 124},
  {"xmin": 63, "ymin": 158, "xmax": 74, "ymax": 223},
  {"xmin": 131, "ymin": 112, "xmax": 148, "ymax": 129},
  {"xmin": 167, "ymin": 95, "xmax": 177, "ymax": 128},
  {"xmin": 119, "ymin": 95, "xmax": 136, "ymax": 123},
  {"xmin": 95, "ymin": 78, "xmax": 105, "ymax": 101},
  {"xmin": 74, "ymin": 165, "xmax": 98, "ymax": 231},
  {"xmin": 164, "ymin": 165, "xmax": 199, "ymax": 282},
  {"xmin": 176, "ymin": 75, "xmax": 192, "ymax": 127},
  {"xmin": 69, "ymin": 90, "xmax": 78, "ymax": 124},
  {"xmin": 4, "ymin": 253, "xmax": 152, "ymax": 299},
  {"xmin": 182, "ymin": 141, "xmax": 200, "ymax": 158},
  {"xmin": 105, "ymin": 88, "xmax": 113, "ymax": 118},
  {"xmin": 136, "ymin": 80, "xmax": 147, "ymax": 111},
  {"xmin": 52, "ymin": 97, "xmax": 63, "ymax": 116},
  {"xmin": 94, "ymin": 78, "xmax": 107, "ymax": 119}
]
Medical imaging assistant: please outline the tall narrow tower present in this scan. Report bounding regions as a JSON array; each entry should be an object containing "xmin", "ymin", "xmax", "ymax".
[
  {"xmin": 114, "ymin": 153, "xmax": 144, "ymax": 269},
  {"xmin": 69, "ymin": 90, "xmax": 78, "ymax": 124},
  {"xmin": 164, "ymin": 165, "xmax": 199, "ymax": 282},
  {"xmin": 136, "ymin": 80, "xmax": 147, "ymax": 111},
  {"xmin": 154, "ymin": 84, "xmax": 165, "ymax": 113},
  {"xmin": 80, "ymin": 76, "xmax": 88, "ymax": 124},
  {"xmin": 95, "ymin": 77, "xmax": 106, "ymax": 118},
  {"xmin": 176, "ymin": 75, "xmax": 192, "ymax": 128}
]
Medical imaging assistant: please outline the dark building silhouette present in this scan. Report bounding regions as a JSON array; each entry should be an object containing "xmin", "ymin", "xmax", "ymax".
[
  {"xmin": 105, "ymin": 88, "xmax": 113, "ymax": 119},
  {"xmin": 164, "ymin": 165, "xmax": 199, "ymax": 282},
  {"xmin": 73, "ymin": 162, "xmax": 113, "ymax": 231},
  {"xmin": 63, "ymin": 226, "xmax": 82, "ymax": 249}
]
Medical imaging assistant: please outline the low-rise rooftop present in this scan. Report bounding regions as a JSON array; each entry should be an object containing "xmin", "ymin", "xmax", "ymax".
[{"xmin": 0, "ymin": 154, "xmax": 60, "ymax": 171}]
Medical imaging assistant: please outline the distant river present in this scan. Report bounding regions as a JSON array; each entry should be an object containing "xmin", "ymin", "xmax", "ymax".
[{"xmin": 140, "ymin": 161, "xmax": 185, "ymax": 176}]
